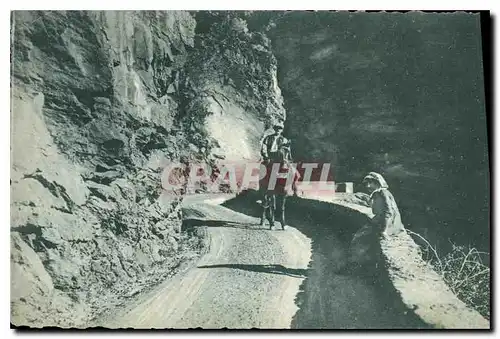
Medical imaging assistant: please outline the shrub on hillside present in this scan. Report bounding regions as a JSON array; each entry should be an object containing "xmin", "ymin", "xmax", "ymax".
[{"xmin": 409, "ymin": 230, "xmax": 490, "ymax": 319}]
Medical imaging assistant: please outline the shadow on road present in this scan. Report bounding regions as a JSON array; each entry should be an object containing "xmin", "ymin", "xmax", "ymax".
[
  {"xmin": 198, "ymin": 264, "xmax": 308, "ymax": 278},
  {"xmin": 221, "ymin": 190, "xmax": 430, "ymax": 329},
  {"xmin": 183, "ymin": 219, "xmax": 265, "ymax": 231}
]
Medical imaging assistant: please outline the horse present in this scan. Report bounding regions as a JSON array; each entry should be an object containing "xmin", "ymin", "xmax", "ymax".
[{"xmin": 258, "ymin": 147, "xmax": 300, "ymax": 230}]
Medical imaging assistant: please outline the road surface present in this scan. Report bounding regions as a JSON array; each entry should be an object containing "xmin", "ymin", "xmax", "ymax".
[
  {"xmin": 104, "ymin": 196, "xmax": 311, "ymax": 329},
  {"xmin": 103, "ymin": 192, "xmax": 428, "ymax": 329}
]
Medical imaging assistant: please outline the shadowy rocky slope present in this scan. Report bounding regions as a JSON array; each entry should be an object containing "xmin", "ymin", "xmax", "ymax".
[{"xmin": 253, "ymin": 11, "xmax": 489, "ymax": 252}]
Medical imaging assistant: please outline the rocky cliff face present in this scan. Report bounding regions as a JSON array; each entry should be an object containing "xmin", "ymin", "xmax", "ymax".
[
  {"xmin": 10, "ymin": 10, "xmax": 284, "ymax": 327},
  {"xmin": 187, "ymin": 12, "xmax": 285, "ymax": 162}
]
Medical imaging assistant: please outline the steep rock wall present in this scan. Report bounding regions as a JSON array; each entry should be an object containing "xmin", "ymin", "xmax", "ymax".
[
  {"xmin": 10, "ymin": 10, "xmax": 285, "ymax": 327},
  {"xmin": 185, "ymin": 12, "xmax": 285, "ymax": 163}
]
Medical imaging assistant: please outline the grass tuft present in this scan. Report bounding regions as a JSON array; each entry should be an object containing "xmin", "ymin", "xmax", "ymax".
[{"xmin": 407, "ymin": 230, "xmax": 490, "ymax": 319}]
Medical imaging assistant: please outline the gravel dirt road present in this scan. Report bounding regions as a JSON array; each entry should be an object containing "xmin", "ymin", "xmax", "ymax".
[
  {"xmin": 104, "ymin": 196, "xmax": 312, "ymax": 329},
  {"xmin": 103, "ymin": 192, "xmax": 428, "ymax": 329}
]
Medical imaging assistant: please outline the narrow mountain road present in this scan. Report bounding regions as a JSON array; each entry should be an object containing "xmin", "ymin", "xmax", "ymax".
[
  {"xmin": 104, "ymin": 193, "xmax": 428, "ymax": 329},
  {"xmin": 105, "ymin": 196, "xmax": 312, "ymax": 329}
]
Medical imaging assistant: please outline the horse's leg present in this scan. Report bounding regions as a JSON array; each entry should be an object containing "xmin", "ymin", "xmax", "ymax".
[
  {"xmin": 266, "ymin": 194, "xmax": 275, "ymax": 229},
  {"xmin": 278, "ymin": 194, "xmax": 287, "ymax": 229},
  {"xmin": 260, "ymin": 193, "xmax": 266, "ymax": 226}
]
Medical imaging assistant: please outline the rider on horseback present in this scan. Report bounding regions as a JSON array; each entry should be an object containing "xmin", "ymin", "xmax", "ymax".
[
  {"xmin": 260, "ymin": 121, "xmax": 288, "ymax": 164},
  {"xmin": 259, "ymin": 123, "xmax": 300, "ymax": 230}
]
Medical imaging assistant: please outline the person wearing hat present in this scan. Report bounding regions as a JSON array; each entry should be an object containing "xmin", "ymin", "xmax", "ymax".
[
  {"xmin": 258, "ymin": 144, "xmax": 301, "ymax": 230},
  {"xmin": 260, "ymin": 121, "xmax": 288, "ymax": 164},
  {"xmin": 362, "ymin": 172, "xmax": 405, "ymax": 237},
  {"xmin": 346, "ymin": 172, "xmax": 405, "ymax": 273}
]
